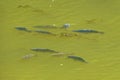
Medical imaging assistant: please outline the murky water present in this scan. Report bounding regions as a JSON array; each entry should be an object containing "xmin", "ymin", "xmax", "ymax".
[{"xmin": 0, "ymin": 0, "xmax": 120, "ymax": 80}]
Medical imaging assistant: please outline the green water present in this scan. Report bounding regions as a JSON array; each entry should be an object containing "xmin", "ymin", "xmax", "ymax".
[{"xmin": 0, "ymin": 0, "xmax": 120, "ymax": 80}]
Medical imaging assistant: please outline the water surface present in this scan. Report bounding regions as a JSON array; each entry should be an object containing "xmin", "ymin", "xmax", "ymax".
[{"xmin": 0, "ymin": 0, "xmax": 120, "ymax": 80}]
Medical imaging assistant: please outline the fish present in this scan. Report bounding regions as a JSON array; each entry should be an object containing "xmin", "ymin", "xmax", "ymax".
[
  {"xmin": 34, "ymin": 30, "xmax": 53, "ymax": 34},
  {"xmin": 22, "ymin": 54, "xmax": 36, "ymax": 59},
  {"xmin": 33, "ymin": 25, "xmax": 57, "ymax": 29},
  {"xmin": 51, "ymin": 52, "xmax": 65, "ymax": 56},
  {"xmin": 68, "ymin": 55, "xmax": 87, "ymax": 63},
  {"xmin": 31, "ymin": 48, "xmax": 58, "ymax": 53},
  {"xmin": 72, "ymin": 29, "xmax": 104, "ymax": 34},
  {"xmin": 15, "ymin": 27, "xmax": 31, "ymax": 32},
  {"xmin": 17, "ymin": 5, "xmax": 31, "ymax": 8},
  {"xmin": 51, "ymin": 52, "xmax": 74, "ymax": 57}
]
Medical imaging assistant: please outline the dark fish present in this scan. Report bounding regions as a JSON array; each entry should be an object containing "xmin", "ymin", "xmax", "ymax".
[
  {"xmin": 34, "ymin": 30, "xmax": 53, "ymax": 34},
  {"xmin": 68, "ymin": 55, "xmax": 87, "ymax": 63},
  {"xmin": 17, "ymin": 5, "xmax": 31, "ymax": 8},
  {"xmin": 33, "ymin": 25, "xmax": 57, "ymax": 29},
  {"xmin": 31, "ymin": 48, "xmax": 58, "ymax": 53},
  {"xmin": 15, "ymin": 27, "xmax": 31, "ymax": 32},
  {"xmin": 72, "ymin": 29, "xmax": 104, "ymax": 34}
]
